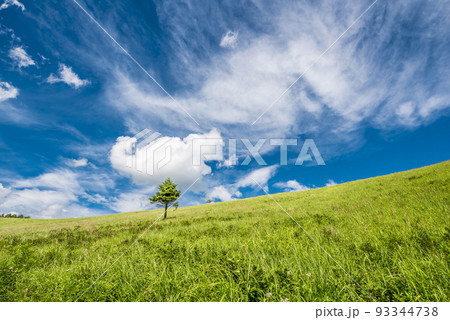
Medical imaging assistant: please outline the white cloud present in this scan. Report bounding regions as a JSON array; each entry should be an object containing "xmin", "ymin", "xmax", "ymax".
[
  {"xmin": 107, "ymin": 187, "xmax": 154, "ymax": 213},
  {"xmin": 0, "ymin": 81, "xmax": 18, "ymax": 103},
  {"xmin": 13, "ymin": 170, "xmax": 83, "ymax": 195},
  {"xmin": 47, "ymin": 64, "xmax": 90, "ymax": 89},
  {"xmin": 65, "ymin": 158, "xmax": 89, "ymax": 168},
  {"xmin": 0, "ymin": 169, "xmax": 111, "ymax": 218},
  {"xmin": 110, "ymin": 128, "xmax": 223, "ymax": 189},
  {"xmin": 220, "ymin": 30, "xmax": 239, "ymax": 48},
  {"xmin": 419, "ymin": 95, "xmax": 449, "ymax": 119},
  {"xmin": 0, "ymin": 0, "xmax": 25, "ymax": 11},
  {"xmin": 0, "ymin": 188, "xmax": 75, "ymax": 218},
  {"xmin": 0, "ymin": 82, "xmax": 37, "ymax": 126},
  {"xmin": 0, "ymin": 183, "xmax": 11, "ymax": 199},
  {"xmin": 274, "ymin": 180, "xmax": 309, "ymax": 192},
  {"xmin": 82, "ymin": 193, "xmax": 107, "ymax": 204},
  {"xmin": 8, "ymin": 47, "xmax": 35, "ymax": 68},
  {"xmin": 206, "ymin": 165, "xmax": 278, "ymax": 202},
  {"xmin": 38, "ymin": 53, "xmax": 48, "ymax": 62},
  {"xmin": 78, "ymin": 172, "xmax": 115, "ymax": 195},
  {"xmin": 272, "ymin": 178, "xmax": 336, "ymax": 193},
  {"xmin": 206, "ymin": 185, "xmax": 235, "ymax": 202},
  {"xmin": 236, "ymin": 165, "xmax": 278, "ymax": 192}
]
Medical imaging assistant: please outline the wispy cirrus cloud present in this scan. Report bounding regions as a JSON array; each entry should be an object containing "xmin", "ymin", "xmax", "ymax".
[
  {"xmin": 103, "ymin": 0, "xmax": 450, "ymax": 156},
  {"xmin": 32, "ymin": 0, "xmax": 448, "ymax": 145}
]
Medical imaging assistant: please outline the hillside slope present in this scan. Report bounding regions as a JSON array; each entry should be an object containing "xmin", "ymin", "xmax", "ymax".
[{"xmin": 1, "ymin": 161, "xmax": 449, "ymax": 301}]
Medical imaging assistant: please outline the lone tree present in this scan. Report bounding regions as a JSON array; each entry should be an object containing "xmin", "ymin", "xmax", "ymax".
[{"xmin": 149, "ymin": 178, "xmax": 181, "ymax": 220}]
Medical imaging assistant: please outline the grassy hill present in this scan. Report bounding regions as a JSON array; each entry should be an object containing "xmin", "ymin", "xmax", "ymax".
[{"xmin": 1, "ymin": 161, "xmax": 449, "ymax": 302}]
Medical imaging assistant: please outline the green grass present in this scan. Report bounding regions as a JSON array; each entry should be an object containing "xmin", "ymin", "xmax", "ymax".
[{"xmin": 1, "ymin": 161, "xmax": 449, "ymax": 302}]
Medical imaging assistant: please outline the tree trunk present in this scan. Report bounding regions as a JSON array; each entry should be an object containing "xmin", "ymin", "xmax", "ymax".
[{"xmin": 164, "ymin": 203, "xmax": 168, "ymax": 220}]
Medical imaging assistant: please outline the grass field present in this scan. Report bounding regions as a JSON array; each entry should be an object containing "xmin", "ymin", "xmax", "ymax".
[{"xmin": 1, "ymin": 161, "xmax": 449, "ymax": 302}]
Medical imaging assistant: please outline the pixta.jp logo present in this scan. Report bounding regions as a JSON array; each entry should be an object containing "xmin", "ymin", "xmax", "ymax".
[
  {"xmin": 126, "ymin": 129, "xmax": 172, "ymax": 175},
  {"xmin": 126, "ymin": 129, "xmax": 325, "ymax": 175}
]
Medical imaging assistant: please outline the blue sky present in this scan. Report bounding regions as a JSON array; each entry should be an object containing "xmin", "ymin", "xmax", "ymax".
[{"xmin": 0, "ymin": 0, "xmax": 449, "ymax": 218}]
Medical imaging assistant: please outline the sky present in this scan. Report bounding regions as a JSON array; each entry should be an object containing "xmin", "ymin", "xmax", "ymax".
[{"xmin": 0, "ymin": 0, "xmax": 449, "ymax": 218}]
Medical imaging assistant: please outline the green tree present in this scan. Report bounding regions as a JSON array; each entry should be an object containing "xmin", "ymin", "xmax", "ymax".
[{"xmin": 149, "ymin": 178, "xmax": 181, "ymax": 220}]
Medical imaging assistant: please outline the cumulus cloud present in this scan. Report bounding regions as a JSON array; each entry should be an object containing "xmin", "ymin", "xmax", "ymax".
[
  {"xmin": 0, "ymin": 0, "xmax": 24, "ymax": 11},
  {"xmin": 220, "ymin": 30, "xmax": 239, "ymax": 48},
  {"xmin": 0, "ymin": 81, "xmax": 18, "ymax": 103},
  {"xmin": 206, "ymin": 185, "xmax": 236, "ymax": 202},
  {"xmin": 274, "ymin": 180, "xmax": 309, "ymax": 192},
  {"xmin": 110, "ymin": 128, "xmax": 223, "ymax": 189},
  {"xmin": 8, "ymin": 47, "xmax": 35, "ymax": 68},
  {"xmin": 0, "ymin": 170, "xmax": 112, "ymax": 218},
  {"xmin": 47, "ymin": 64, "xmax": 89, "ymax": 89},
  {"xmin": 0, "ymin": 187, "xmax": 75, "ymax": 217},
  {"xmin": 0, "ymin": 172, "xmax": 82, "ymax": 218}
]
